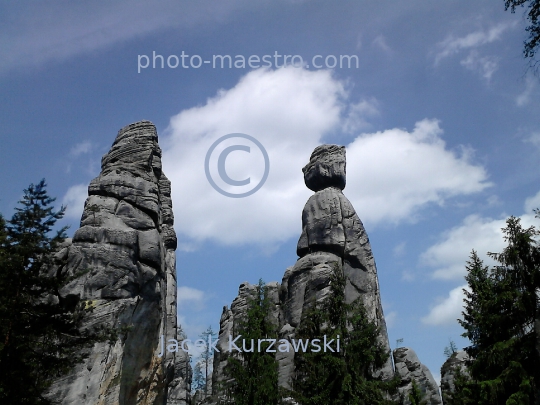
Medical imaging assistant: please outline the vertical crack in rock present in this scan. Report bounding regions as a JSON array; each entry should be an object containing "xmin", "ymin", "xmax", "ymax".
[{"xmin": 48, "ymin": 121, "xmax": 190, "ymax": 405}]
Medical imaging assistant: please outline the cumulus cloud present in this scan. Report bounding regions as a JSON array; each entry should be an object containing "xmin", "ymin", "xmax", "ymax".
[
  {"xmin": 422, "ymin": 284, "xmax": 469, "ymax": 326},
  {"xmin": 62, "ymin": 183, "xmax": 88, "ymax": 221},
  {"xmin": 162, "ymin": 67, "xmax": 491, "ymax": 249},
  {"xmin": 421, "ymin": 214, "xmax": 507, "ymax": 280},
  {"xmin": 163, "ymin": 67, "xmax": 343, "ymax": 247},
  {"xmin": 435, "ymin": 23, "xmax": 512, "ymax": 64},
  {"xmin": 345, "ymin": 119, "xmax": 491, "ymax": 225},
  {"xmin": 422, "ymin": 190, "xmax": 540, "ymax": 280},
  {"xmin": 422, "ymin": 191, "xmax": 540, "ymax": 326}
]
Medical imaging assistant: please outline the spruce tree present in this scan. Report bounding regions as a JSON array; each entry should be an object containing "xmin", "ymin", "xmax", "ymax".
[
  {"xmin": 291, "ymin": 263, "xmax": 399, "ymax": 405},
  {"xmin": 219, "ymin": 279, "xmax": 282, "ymax": 405},
  {"xmin": 455, "ymin": 216, "xmax": 540, "ymax": 405},
  {"xmin": 408, "ymin": 379, "xmax": 427, "ymax": 405},
  {"xmin": 0, "ymin": 180, "xmax": 112, "ymax": 405}
]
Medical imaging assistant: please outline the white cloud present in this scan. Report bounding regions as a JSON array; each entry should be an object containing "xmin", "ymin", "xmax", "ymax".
[
  {"xmin": 435, "ymin": 23, "xmax": 512, "ymax": 64},
  {"xmin": 421, "ymin": 214, "xmax": 507, "ymax": 280},
  {"xmin": 422, "ymin": 284, "xmax": 469, "ymax": 326},
  {"xmin": 422, "ymin": 191, "xmax": 540, "ymax": 280},
  {"xmin": 393, "ymin": 242, "xmax": 406, "ymax": 257},
  {"xmin": 401, "ymin": 270, "xmax": 415, "ymax": 282},
  {"xmin": 163, "ymin": 67, "xmax": 343, "ymax": 247},
  {"xmin": 62, "ymin": 184, "xmax": 88, "ymax": 221},
  {"xmin": 516, "ymin": 74, "xmax": 537, "ymax": 107},
  {"xmin": 178, "ymin": 286, "xmax": 207, "ymax": 312},
  {"xmin": 69, "ymin": 141, "xmax": 93, "ymax": 157},
  {"xmin": 372, "ymin": 35, "xmax": 392, "ymax": 53},
  {"xmin": 385, "ymin": 311, "xmax": 397, "ymax": 328},
  {"xmin": 524, "ymin": 190, "xmax": 540, "ymax": 213},
  {"xmin": 162, "ymin": 67, "xmax": 491, "ymax": 249},
  {"xmin": 346, "ymin": 119, "xmax": 491, "ymax": 225},
  {"xmin": 525, "ymin": 132, "xmax": 540, "ymax": 149},
  {"xmin": 460, "ymin": 50, "xmax": 498, "ymax": 81},
  {"xmin": 342, "ymin": 99, "xmax": 379, "ymax": 133}
]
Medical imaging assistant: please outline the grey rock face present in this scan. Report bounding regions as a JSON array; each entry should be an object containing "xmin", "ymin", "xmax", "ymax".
[
  {"xmin": 302, "ymin": 144, "xmax": 346, "ymax": 192},
  {"xmin": 440, "ymin": 351, "xmax": 469, "ymax": 405},
  {"xmin": 393, "ymin": 347, "xmax": 442, "ymax": 405},
  {"xmin": 212, "ymin": 144, "xmax": 396, "ymax": 396},
  {"xmin": 212, "ymin": 281, "xmax": 281, "ymax": 395},
  {"xmin": 48, "ymin": 121, "xmax": 190, "ymax": 405}
]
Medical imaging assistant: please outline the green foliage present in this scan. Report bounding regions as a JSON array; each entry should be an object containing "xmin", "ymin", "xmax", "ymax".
[
  {"xmin": 219, "ymin": 279, "xmax": 283, "ymax": 405},
  {"xmin": 193, "ymin": 361, "xmax": 205, "ymax": 397},
  {"xmin": 408, "ymin": 379, "xmax": 427, "ymax": 405},
  {"xmin": 0, "ymin": 180, "xmax": 114, "ymax": 405},
  {"xmin": 454, "ymin": 216, "xmax": 540, "ymax": 405},
  {"xmin": 291, "ymin": 263, "xmax": 399, "ymax": 405},
  {"xmin": 444, "ymin": 340, "xmax": 458, "ymax": 358},
  {"xmin": 505, "ymin": 0, "xmax": 540, "ymax": 62},
  {"xmin": 194, "ymin": 325, "xmax": 217, "ymax": 398}
]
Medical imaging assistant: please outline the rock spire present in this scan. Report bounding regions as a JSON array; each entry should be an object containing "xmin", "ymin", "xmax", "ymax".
[
  {"xmin": 48, "ymin": 121, "xmax": 190, "ymax": 405},
  {"xmin": 212, "ymin": 144, "xmax": 392, "ymax": 396}
]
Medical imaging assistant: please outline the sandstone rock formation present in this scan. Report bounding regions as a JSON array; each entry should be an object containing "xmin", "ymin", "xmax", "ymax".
[
  {"xmin": 393, "ymin": 347, "xmax": 442, "ymax": 405},
  {"xmin": 212, "ymin": 144, "xmax": 402, "ymax": 397},
  {"xmin": 440, "ymin": 350, "xmax": 469, "ymax": 405},
  {"xmin": 48, "ymin": 121, "xmax": 190, "ymax": 405}
]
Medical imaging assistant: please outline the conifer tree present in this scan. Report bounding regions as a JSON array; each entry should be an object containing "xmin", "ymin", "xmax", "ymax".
[
  {"xmin": 194, "ymin": 325, "xmax": 217, "ymax": 398},
  {"xmin": 455, "ymin": 216, "xmax": 540, "ymax": 405},
  {"xmin": 0, "ymin": 180, "xmax": 112, "ymax": 405},
  {"xmin": 291, "ymin": 263, "xmax": 399, "ymax": 405},
  {"xmin": 219, "ymin": 279, "xmax": 283, "ymax": 405},
  {"xmin": 408, "ymin": 379, "xmax": 427, "ymax": 405}
]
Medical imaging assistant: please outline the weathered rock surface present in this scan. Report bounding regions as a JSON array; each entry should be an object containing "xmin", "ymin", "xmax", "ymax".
[
  {"xmin": 211, "ymin": 144, "xmax": 399, "ymax": 399},
  {"xmin": 47, "ymin": 121, "xmax": 190, "ymax": 405},
  {"xmin": 394, "ymin": 347, "xmax": 442, "ymax": 405},
  {"xmin": 440, "ymin": 350, "xmax": 469, "ymax": 405},
  {"xmin": 302, "ymin": 144, "xmax": 346, "ymax": 192}
]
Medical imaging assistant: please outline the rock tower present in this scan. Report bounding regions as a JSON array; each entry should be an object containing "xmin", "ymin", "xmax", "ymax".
[
  {"xmin": 48, "ymin": 121, "xmax": 190, "ymax": 405},
  {"xmin": 212, "ymin": 144, "xmax": 394, "ymax": 392},
  {"xmin": 210, "ymin": 144, "xmax": 442, "ymax": 404}
]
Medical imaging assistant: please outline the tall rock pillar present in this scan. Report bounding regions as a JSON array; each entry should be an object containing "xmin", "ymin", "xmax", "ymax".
[
  {"xmin": 48, "ymin": 121, "xmax": 190, "ymax": 405},
  {"xmin": 278, "ymin": 144, "xmax": 394, "ymax": 386}
]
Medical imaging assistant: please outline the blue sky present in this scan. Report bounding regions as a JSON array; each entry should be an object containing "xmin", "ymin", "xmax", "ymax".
[{"xmin": 1, "ymin": 0, "xmax": 540, "ymax": 385}]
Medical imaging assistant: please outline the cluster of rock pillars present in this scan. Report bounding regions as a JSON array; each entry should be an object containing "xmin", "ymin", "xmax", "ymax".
[{"xmin": 48, "ymin": 121, "xmax": 464, "ymax": 405}]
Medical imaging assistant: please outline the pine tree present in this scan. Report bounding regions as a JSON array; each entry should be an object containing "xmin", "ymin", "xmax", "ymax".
[
  {"xmin": 408, "ymin": 379, "xmax": 427, "ymax": 405},
  {"xmin": 195, "ymin": 325, "xmax": 217, "ymax": 398},
  {"xmin": 444, "ymin": 340, "xmax": 458, "ymax": 358},
  {"xmin": 0, "ymin": 180, "xmax": 112, "ymax": 405},
  {"xmin": 455, "ymin": 216, "xmax": 540, "ymax": 405},
  {"xmin": 291, "ymin": 263, "xmax": 399, "ymax": 405},
  {"xmin": 219, "ymin": 279, "xmax": 282, "ymax": 405}
]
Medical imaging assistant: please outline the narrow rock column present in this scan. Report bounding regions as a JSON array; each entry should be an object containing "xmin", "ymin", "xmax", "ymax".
[
  {"xmin": 211, "ymin": 144, "xmax": 442, "ymax": 404},
  {"xmin": 48, "ymin": 121, "xmax": 190, "ymax": 405},
  {"xmin": 393, "ymin": 347, "xmax": 442, "ymax": 405},
  {"xmin": 282, "ymin": 144, "xmax": 394, "ymax": 384},
  {"xmin": 440, "ymin": 350, "xmax": 469, "ymax": 405}
]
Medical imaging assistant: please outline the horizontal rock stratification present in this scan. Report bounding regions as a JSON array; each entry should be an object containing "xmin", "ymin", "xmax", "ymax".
[{"xmin": 48, "ymin": 121, "xmax": 190, "ymax": 405}]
